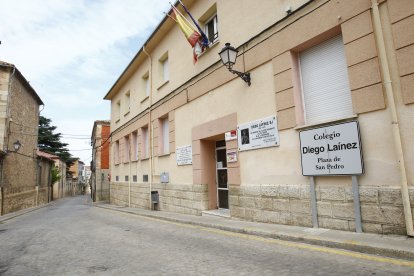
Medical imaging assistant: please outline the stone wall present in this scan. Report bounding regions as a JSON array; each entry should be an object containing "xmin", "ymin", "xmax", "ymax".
[
  {"xmin": 153, "ymin": 183, "xmax": 209, "ymax": 216},
  {"xmin": 110, "ymin": 182, "xmax": 209, "ymax": 215},
  {"xmin": 230, "ymin": 185, "xmax": 414, "ymax": 235}
]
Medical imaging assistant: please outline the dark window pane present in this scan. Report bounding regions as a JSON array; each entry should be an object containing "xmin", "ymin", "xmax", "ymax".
[
  {"xmin": 216, "ymin": 140, "xmax": 225, "ymax": 148},
  {"xmin": 216, "ymin": 149, "xmax": 227, "ymax": 168},
  {"xmin": 218, "ymin": 189, "xmax": 228, "ymax": 209},
  {"xmin": 217, "ymin": 170, "xmax": 227, "ymax": 188}
]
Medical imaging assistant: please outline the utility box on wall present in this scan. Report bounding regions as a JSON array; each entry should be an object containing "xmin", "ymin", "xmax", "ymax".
[{"xmin": 160, "ymin": 172, "xmax": 169, "ymax": 183}]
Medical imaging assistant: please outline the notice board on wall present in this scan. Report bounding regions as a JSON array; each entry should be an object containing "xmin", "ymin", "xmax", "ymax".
[{"xmin": 237, "ymin": 116, "xmax": 279, "ymax": 151}]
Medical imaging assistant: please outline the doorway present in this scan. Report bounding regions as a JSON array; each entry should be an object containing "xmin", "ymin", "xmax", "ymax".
[{"xmin": 216, "ymin": 140, "xmax": 228, "ymax": 209}]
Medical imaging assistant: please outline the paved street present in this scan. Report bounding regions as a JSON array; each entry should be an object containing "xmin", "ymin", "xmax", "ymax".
[{"xmin": 0, "ymin": 196, "xmax": 413, "ymax": 275}]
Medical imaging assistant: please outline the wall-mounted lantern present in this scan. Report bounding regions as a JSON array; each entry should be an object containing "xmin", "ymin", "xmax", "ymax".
[{"xmin": 218, "ymin": 43, "xmax": 251, "ymax": 86}]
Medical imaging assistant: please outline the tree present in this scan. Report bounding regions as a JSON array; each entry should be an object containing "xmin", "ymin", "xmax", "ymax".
[{"xmin": 38, "ymin": 115, "xmax": 75, "ymax": 170}]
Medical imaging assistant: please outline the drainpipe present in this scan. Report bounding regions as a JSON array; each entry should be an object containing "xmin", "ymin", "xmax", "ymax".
[
  {"xmin": 128, "ymin": 141, "xmax": 131, "ymax": 207},
  {"xmin": 371, "ymin": 0, "xmax": 413, "ymax": 236},
  {"xmin": 143, "ymin": 45, "xmax": 154, "ymax": 210}
]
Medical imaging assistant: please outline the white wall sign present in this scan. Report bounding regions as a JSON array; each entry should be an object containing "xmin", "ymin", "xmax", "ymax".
[
  {"xmin": 299, "ymin": 121, "xmax": 364, "ymax": 176},
  {"xmin": 225, "ymin": 130, "xmax": 237, "ymax": 141},
  {"xmin": 237, "ymin": 116, "xmax": 279, "ymax": 151},
  {"xmin": 176, "ymin": 145, "xmax": 192, "ymax": 165}
]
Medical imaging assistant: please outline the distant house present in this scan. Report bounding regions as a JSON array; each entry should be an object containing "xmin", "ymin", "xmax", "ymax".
[
  {"xmin": 90, "ymin": 120, "xmax": 110, "ymax": 202},
  {"xmin": 36, "ymin": 150, "xmax": 67, "ymax": 201},
  {"xmin": 0, "ymin": 60, "xmax": 46, "ymax": 215},
  {"xmin": 69, "ymin": 159, "xmax": 85, "ymax": 195}
]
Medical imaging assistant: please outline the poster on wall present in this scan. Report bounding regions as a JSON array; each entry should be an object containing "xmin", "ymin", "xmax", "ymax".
[
  {"xmin": 299, "ymin": 121, "xmax": 364, "ymax": 176},
  {"xmin": 226, "ymin": 149, "xmax": 238, "ymax": 163},
  {"xmin": 176, "ymin": 145, "xmax": 192, "ymax": 165},
  {"xmin": 237, "ymin": 116, "xmax": 279, "ymax": 151}
]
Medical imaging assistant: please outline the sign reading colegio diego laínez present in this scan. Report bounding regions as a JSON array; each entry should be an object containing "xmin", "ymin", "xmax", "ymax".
[
  {"xmin": 299, "ymin": 121, "xmax": 364, "ymax": 176},
  {"xmin": 237, "ymin": 116, "xmax": 279, "ymax": 151}
]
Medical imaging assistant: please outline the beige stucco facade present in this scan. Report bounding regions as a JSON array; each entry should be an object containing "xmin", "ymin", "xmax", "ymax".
[{"xmin": 105, "ymin": 0, "xmax": 414, "ymax": 235}]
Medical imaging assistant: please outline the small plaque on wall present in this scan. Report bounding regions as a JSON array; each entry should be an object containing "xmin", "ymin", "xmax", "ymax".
[
  {"xmin": 226, "ymin": 149, "xmax": 238, "ymax": 163},
  {"xmin": 176, "ymin": 145, "xmax": 192, "ymax": 165}
]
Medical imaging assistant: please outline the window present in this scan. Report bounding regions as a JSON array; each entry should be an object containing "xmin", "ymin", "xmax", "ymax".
[
  {"xmin": 123, "ymin": 135, "xmax": 130, "ymax": 163},
  {"xmin": 124, "ymin": 90, "xmax": 130, "ymax": 115},
  {"xmin": 115, "ymin": 100, "xmax": 121, "ymax": 121},
  {"xmin": 162, "ymin": 58, "xmax": 169, "ymax": 82},
  {"xmin": 141, "ymin": 126, "xmax": 149, "ymax": 158},
  {"xmin": 140, "ymin": 72, "xmax": 150, "ymax": 100},
  {"xmin": 159, "ymin": 52, "xmax": 169, "ymax": 85},
  {"xmin": 144, "ymin": 74, "xmax": 150, "ymax": 97},
  {"xmin": 114, "ymin": 140, "xmax": 120, "ymax": 164},
  {"xmin": 160, "ymin": 117, "xmax": 169, "ymax": 155},
  {"xmin": 299, "ymin": 35, "xmax": 353, "ymax": 124},
  {"xmin": 205, "ymin": 14, "xmax": 218, "ymax": 44},
  {"xmin": 131, "ymin": 131, "xmax": 138, "ymax": 161}
]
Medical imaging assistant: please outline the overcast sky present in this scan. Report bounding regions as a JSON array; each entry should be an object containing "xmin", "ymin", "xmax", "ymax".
[{"xmin": 0, "ymin": 0, "xmax": 171, "ymax": 163}]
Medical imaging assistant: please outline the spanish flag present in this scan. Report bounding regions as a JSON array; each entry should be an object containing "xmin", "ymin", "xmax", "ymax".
[{"xmin": 170, "ymin": 5, "xmax": 202, "ymax": 63}]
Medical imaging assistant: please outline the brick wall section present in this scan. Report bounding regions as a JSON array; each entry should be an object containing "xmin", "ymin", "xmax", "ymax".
[
  {"xmin": 230, "ymin": 184, "xmax": 414, "ymax": 235},
  {"xmin": 101, "ymin": 125, "xmax": 110, "ymax": 169}
]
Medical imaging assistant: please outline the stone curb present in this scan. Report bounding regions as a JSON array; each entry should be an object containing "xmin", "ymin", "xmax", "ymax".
[
  {"xmin": 0, "ymin": 203, "xmax": 51, "ymax": 223},
  {"xmin": 95, "ymin": 204, "xmax": 414, "ymax": 261}
]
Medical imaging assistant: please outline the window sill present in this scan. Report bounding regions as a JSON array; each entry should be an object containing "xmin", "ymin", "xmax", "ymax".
[
  {"xmin": 124, "ymin": 110, "xmax": 130, "ymax": 117},
  {"xmin": 115, "ymin": 118, "xmax": 120, "ymax": 124},
  {"xmin": 198, "ymin": 40, "xmax": 220, "ymax": 59},
  {"xmin": 294, "ymin": 115, "xmax": 358, "ymax": 131},
  {"xmin": 141, "ymin": 157, "xmax": 150, "ymax": 161},
  {"xmin": 157, "ymin": 80, "xmax": 169, "ymax": 90},
  {"xmin": 158, "ymin": 153, "xmax": 170, "ymax": 158},
  {"xmin": 141, "ymin": 96, "xmax": 149, "ymax": 103}
]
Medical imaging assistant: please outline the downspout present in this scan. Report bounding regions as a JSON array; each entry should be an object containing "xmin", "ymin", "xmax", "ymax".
[
  {"xmin": 143, "ymin": 45, "xmax": 154, "ymax": 210},
  {"xmin": 128, "ymin": 140, "xmax": 131, "ymax": 207},
  {"xmin": 371, "ymin": 0, "xmax": 413, "ymax": 236}
]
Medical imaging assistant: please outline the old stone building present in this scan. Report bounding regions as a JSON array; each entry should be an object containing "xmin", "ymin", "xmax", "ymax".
[
  {"xmin": 0, "ymin": 61, "xmax": 49, "ymax": 215},
  {"xmin": 91, "ymin": 120, "xmax": 110, "ymax": 202},
  {"xmin": 104, "ymin": 0, "xmax": 414, "ymax": 236},
  {"xmin": 37, "ymin": 150, "xmax": 67, "ymax": 200}
]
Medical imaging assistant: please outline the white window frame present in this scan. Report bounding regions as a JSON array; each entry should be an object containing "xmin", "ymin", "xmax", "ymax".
[
  {"xmin": 124, "ymin": 90, "xmax": 130, "ymax": 115},
  {"xmin": 204, "ymin": 14, "xmax": 218, "ymax": 45},
  {"xmin": 114, "ymin": 140, "xmax": 120, "ymax": 164}
]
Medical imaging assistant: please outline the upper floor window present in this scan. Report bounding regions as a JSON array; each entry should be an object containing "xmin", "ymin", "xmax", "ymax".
[
  {"xmin": 205, "ymin": 14, "xmax": 218, "ymax": 45},
  {"xmin": 144, "ymin": 73, "xmax": 150, "ymax": 97},
  {"xmin": 124, "ymin": 90, "xmax": 130, "ymax": 115},
  {"xmin": 115, "ymin": 100, "xmax": 121, "ymax": 121},
  {"xmin": 299, "ymin": 35, "xmax": 353, "ymax": 124},
  {"xmin": 114, "ymin": 140, "xmax": 120, "ymax": 164},
  {"xmin": 123, "ymin": 135, "xmax": 130, "ymax": 163},
  {"xmin": 159, "ymin": 52, "xmax": 169, "ymax": 85},
  {"xmin": 160, "ymin": 117, "xmax": 169, "ymax": 155},
  {"xmin": 141, "ymin": 126, "xmax": 149, "ymax": 158},
  {"xmin": 131, "ymin": 131, "xmax": 138, "ymax": 161}
]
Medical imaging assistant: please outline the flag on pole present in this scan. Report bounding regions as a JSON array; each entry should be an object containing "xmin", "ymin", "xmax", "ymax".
[
  {"xmin": 178, "ymin": 0, "xmax": 209, "ymax": 49},
  {"xmin": 170, "ymin": 4, "xmax": 208, "ymax": 63}
]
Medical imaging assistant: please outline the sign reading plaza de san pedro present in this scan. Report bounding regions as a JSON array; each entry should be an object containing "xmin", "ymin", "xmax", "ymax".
[
  {"xmin": 237, "ymin": 116, "xmax": 279, "ymax": 151},
  {"xmin": 299, "ymin": 121, "xmax": 364, "ymax": 176},
  {"xmin": 176, "ymin": 145, "xmax": 192, "ymax": 165}
]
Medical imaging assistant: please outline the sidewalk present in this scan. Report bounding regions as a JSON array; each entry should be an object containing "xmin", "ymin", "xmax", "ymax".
[
  {"xmin": 95, "ymin": 202, "xmax": 414, "ymax": 261},
  {"xmin": 0, "ymin": 203, "xmax": 51, "ymax": 223}
]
